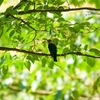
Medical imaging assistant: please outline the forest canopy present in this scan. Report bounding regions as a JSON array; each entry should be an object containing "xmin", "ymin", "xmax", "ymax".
[{"xmin": 0, "ymin": 0, "xmax": 100, "ymax": 100}]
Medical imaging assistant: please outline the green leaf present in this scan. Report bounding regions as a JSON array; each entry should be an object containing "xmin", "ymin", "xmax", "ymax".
[
  {"xmin": 57, "ymin": 17, "xmax": 65, "ymax": 21},
  {"xmin": 55, "ymin": 0, "xmax": 65, "ymax": 5},
  {"xmin": 24, "ymin": 2, "xmax": 30, "ymax": 12},
  {"xmin": 90, "ymin": 0, "xmax": 100, "ymax": 8},
  {"xmin": 84, "ymin": 22, "xmax": 90, "ymax": 26},
  {"xmin": 74, "ymin": 24, "xmax": 80, "ymax": 33},
  {"xmin": 0, "ymin": 28, "xmax": 3, "ymax": 37},
  {"xmin": 2, "ymin": 66, "xmax": 8, "ymax": 75},
  {"xmin": 9, "ymin": 30, "xmax": 15, "ymax": 37},
  {"xmin": 6, "ymin": 52, "xmax": 12, "ymax": 63},
  {"xmin": 42, "ymin": 57, "xmax": 46, "ymax": 67},
  {"xmin": 55, "ymin": 90, "xmax": 62, "ymax": 100},
  {"xmin": 68, "ymin": 27, "xmax": 76, "ymax": 32},
  {"xmin": 0, "ymin": 0, "xmax": 3, "ymax": 6},
  {"xmin": 53, "ymin": 38, "xmax": 59, "ymax": 45},
  {"xmin": 63, "ymin": 47, "xmax": 70, "ymax": 53},
  {"xmin": 0, "ymin": 55, "xmax": 6, "ymax": 67},
  {"xmin": 14, "ymin": 59, "xmax": 24, "ymax": 71},
  {"xmin": 25, "ymin": 60, "xmax": 31, "ymax": 71},
  {"xmin": 86, "ymin": 16, "xmax": 93, "ymax": 20},
  {"xmin": 48, "ymin": 60, "xmax": 54, "ymax": 68},
  {"xmin": 5, "ymin": 6, "xmax": 13, "ymax": 14},
  {"xmin": 89, "ymin": 48, "xmax": 100, "ymax": 56},
  {"xmin": 27, "ymin": 55, "xmax": 38, "ymax": 64},
  {"xmin": 58, "ymin": 7, "xmax": 64, "ymax": 10},
  {"xmin": 70, "ymin": 44, "xmax": 77, "ymax": 51},
  {"xmin": 84, "ymin": 45, "xmax": 88, "ymax": 51},
  {"xmin": 87, "ymin": 57, "xmax": 95, "ymax": 67},
  {"xmin": 72, "ymin": 90, "xmax": 79, "ymax": 99},
  {"xmin": 93, "ymin": 76, "xmax": 100, "ymax": 92}
]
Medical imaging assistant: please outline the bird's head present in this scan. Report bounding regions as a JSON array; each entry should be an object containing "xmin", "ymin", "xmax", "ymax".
[{"xmin": 47, "ymin": 39, "xmax": 52, "ymax": 44}]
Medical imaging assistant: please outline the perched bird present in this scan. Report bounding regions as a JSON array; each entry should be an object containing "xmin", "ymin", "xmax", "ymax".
[{"xmin": 47, "ymin": 40, "xmax": 57, "ymax": 62}]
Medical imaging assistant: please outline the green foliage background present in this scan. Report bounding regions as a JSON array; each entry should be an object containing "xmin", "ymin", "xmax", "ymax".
[{"xmin": 0, "ymin": 0, "xmax": 100, "ymax": 100}]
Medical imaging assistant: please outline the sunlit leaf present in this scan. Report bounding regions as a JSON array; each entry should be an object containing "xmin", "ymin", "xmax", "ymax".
[
  {"xmin": 0, "ymin": 0, "xmax": 100, "ymax": 99},
  {"xmin": 48, "ymin": 60, "xmax": 54, "ymax": 68},
  {"xmin": 42, "ymin": 57, "xmax": 46, "ymax": 67}
]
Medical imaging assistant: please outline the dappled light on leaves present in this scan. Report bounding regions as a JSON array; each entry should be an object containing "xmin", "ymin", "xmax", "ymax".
[{"xmin": 0, "ymin": 0, "xmax": 100, "ymax": 100}]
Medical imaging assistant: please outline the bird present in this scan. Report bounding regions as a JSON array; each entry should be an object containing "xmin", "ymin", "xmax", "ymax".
[{"xmin": 47, "ymin": 40, "xmax": 57, "ymax": 62}]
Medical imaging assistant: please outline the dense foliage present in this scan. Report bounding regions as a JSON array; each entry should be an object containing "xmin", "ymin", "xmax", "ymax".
[{"xmin": 0, "ymin": 0, "xmax": 100, "ymax": 100}]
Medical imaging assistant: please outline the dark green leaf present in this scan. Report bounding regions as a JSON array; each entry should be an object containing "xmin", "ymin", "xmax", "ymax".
[
  {"xmin": 55, "ymin": 90, "xmax": 62, "ymax": 100},
  {"xmin": 68, "ymin": 27, "xmax": 76, "ymax": 32},
  {"xmin": 25, "ymin": 60, "xmax": 31, "ymax": 71},
  {"xmin": 27, "ymin": 55, "xmax": 38, "ymax": 64},
  {"xmin": 9, "ymin": 30, "xmax": 15, "ymax": 37},
  {"xmin": 0, "ymin": 56, "xmax": 6, "ymax": 67},
  {"xmin": 84, "ymin": 22, "xmax": 90, "ymax": 26},
  {"xmin": 72, "ymin": 90, "xmax": 79, "ymax": 99},
  {"xmin": 89, "ymin": 48, "xmax": 100, "ymax": 56},
  {"xmin": 58, "ymin": 7, "xmax": 64, "ymax": 10},
  {"xmin": 87, "ymin": 57, "xmax": 95, "ymax": 67},
  {"xmin": 0, "ymin": 28, "xmax": 3, "ymax": 37},
  {"xmin": 2, "ymin": 66, "xmax": 8, "ymax": 75},
  {"xmin": 5, "ymin": 6, "xmax": 14, "ymax": 14},
  {"xmin": 84, "ymin": 45, "xmax": 88, "ymax": 51},
  {"xmin": 70, "ymin": 44, "xmax": 77, "ymax": 51},
  {"xmin": 24, "ymin": 2, "xmax": 30, "ymax": 12},
  {"xmin": 19, "ymin": 81, "xmax": 26, "ymax": 89},
  {"xmin": 0, "ymin": 0, "xmax": 3, "ymax": 6}
]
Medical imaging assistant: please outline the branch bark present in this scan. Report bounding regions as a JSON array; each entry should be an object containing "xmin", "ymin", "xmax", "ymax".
[
  {"xmin": 17, "ymin": 7, "xmax": 100, "ymax": 15},
  {"xmin": 0, "ymin": 46, "xmax": 100, "ymax": 59}
]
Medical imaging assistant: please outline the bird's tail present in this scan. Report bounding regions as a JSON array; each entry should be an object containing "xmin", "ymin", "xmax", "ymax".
[{"xmin": 53, "ymin": 55, "xmax": 57, "ymax": 62}]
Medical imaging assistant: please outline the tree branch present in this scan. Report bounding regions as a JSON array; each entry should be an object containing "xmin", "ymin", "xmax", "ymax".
[
  {"xmin": 10, "ymin": 15, "xmax": 37, "ymax": 31},
  {"xmin": 8, "ymin": 85, "xmax": 52, "ymax": 95},
  {"xmin": 0, "ymin": 46, "xmax": 100, "ymax": 59},
  {"xmin": 17, "ymin": 7, "xmax": 100, "ymax": 15}
]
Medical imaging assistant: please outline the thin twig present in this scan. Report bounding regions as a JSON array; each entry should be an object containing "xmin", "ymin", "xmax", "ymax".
[
  {"xmin": 0, "ymin": 47, "xmax": 100, "ymax": 59},
  {"xmin": 8, "ymin": 85, "xmax": 52, "ymax": 95},
  {"xmin": 66, "ymin": 0, "xmax": 70, "ymax": 9},
  {"xmin": 10, "ymin": 15, "xmax": 36, "ymax": 31}
]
